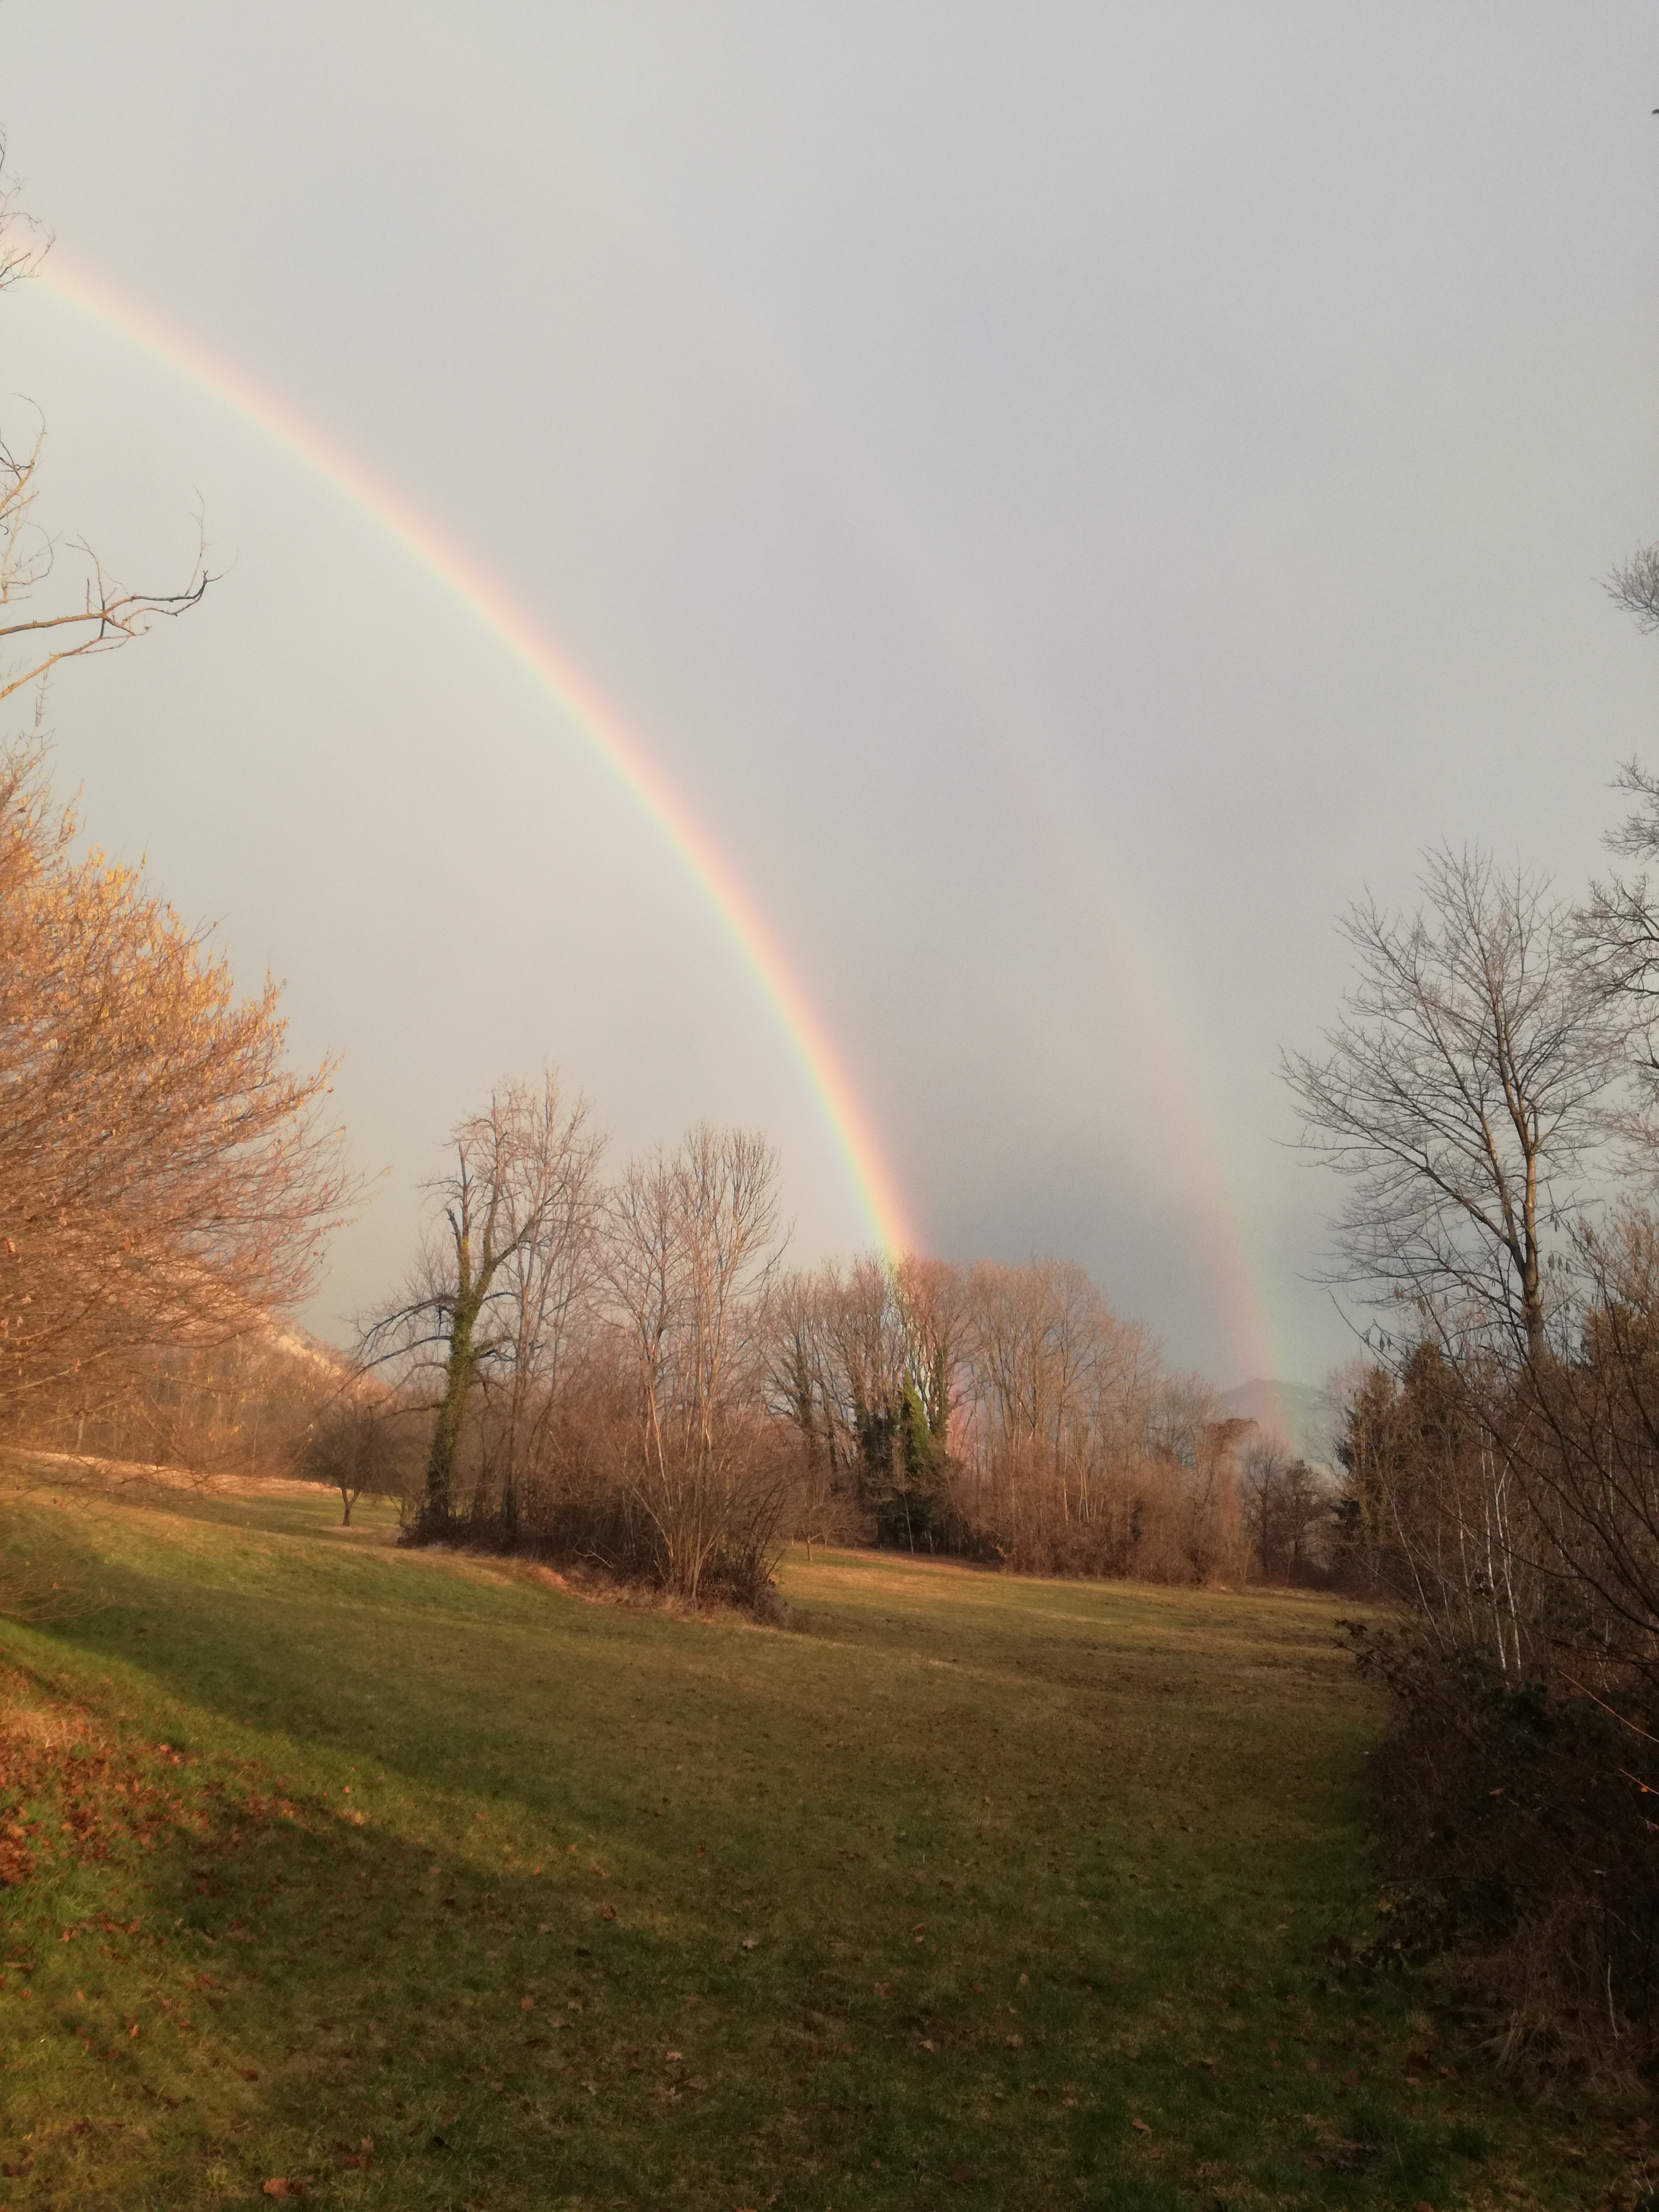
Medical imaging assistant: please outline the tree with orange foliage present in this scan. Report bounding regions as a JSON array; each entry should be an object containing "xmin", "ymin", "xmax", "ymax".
[
  {"xmin": 0, "ymin": 141, "xmax": 349, "ymax": 1420},
  {"xmin": 0, "ymin": 743, "xmax": 355, "ymax": 1414}
]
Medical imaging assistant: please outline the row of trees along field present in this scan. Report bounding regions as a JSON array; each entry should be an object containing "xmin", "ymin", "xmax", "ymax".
[
  {"xmin": 1285, "ymin": 555, "xmax": 1659, "ymax": 2079},
  {"xmin": 318, "ymin": 1073, "xmax": 1299, "ymax": 1606}
]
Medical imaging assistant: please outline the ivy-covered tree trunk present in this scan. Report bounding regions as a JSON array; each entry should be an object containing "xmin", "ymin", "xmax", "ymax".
[
  {"xmin": 420, "ymin": 1296, "xmax": 483, "ymax": 1534},
  {"xmin": 418, "ymin": 1208, "xmax": 496, "ymax": 1538}
]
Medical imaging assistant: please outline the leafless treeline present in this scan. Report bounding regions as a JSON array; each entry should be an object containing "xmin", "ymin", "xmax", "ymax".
[
  {"xmin": 768, "ymin": 1253, "xmax": 1255, "ymax": 1580},
  {"xmin": 341, "ymin": 1075, "xmax": 1275, "ymax": 1602}
]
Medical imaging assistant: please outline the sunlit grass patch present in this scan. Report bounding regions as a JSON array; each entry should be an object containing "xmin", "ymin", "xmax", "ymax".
[{"xmin": 0, "ymin": 1473, "xmax": 1639, "ymax": 2207}]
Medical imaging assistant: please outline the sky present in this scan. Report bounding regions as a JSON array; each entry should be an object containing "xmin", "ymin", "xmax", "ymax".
[{"xmin": 3, "ymin": 3, "xmax": 1658, "ymax": 1389}]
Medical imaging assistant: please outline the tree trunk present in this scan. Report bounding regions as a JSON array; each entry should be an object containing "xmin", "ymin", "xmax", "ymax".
[{"xmin": 422, "ymin": 1289, "xmax": 484, "ymax": 1535}]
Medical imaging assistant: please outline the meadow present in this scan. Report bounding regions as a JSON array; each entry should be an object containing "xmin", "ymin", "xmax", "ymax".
[{"xmin": 0, "ymin": 1465, "xmax": 1639, "ymax": 2210}]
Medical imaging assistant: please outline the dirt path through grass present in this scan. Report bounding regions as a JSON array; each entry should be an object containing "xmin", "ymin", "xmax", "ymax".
[{"xmin": 0, "ymin": 1471, "xmax": 1633, "ymax": 2208}]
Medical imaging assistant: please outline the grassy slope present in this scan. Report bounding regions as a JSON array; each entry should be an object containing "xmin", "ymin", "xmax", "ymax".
[{"xmin": 0, "ymin": 1468, "xmax": 1638, "ymax": 2210}]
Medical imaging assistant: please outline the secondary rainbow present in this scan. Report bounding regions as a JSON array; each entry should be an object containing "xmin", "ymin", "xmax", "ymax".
[{"xmin": 30, "ymin": 249, "xmax": 917, "ymax": 1259}]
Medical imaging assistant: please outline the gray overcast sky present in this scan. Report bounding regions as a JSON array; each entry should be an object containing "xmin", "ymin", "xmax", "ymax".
[{"xmin": 4, "ymin": 2, "xmax": 1658, "ymax": 1386}]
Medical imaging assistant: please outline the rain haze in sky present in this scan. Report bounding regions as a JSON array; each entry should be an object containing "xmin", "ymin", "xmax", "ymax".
[{"xmin": 3, "ymin": 3, "xmax": 1657, "ymax": 1388}]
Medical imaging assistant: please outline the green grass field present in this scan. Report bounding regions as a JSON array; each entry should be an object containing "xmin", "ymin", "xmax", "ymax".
[{"xmin": 0, "ymin": 1464, "xmax": 1639, "ymax": 2209}]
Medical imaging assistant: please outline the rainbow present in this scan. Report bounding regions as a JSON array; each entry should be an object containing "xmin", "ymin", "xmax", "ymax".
[{"xmin": 27, "ymin": 248, "xmax": 917, "ymax": 1259}]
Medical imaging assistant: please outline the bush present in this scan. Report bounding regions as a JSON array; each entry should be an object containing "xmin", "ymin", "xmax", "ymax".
[{"xmin": 1352, "ymin": 1619, "xmax": 1659, "ymax": 2080}]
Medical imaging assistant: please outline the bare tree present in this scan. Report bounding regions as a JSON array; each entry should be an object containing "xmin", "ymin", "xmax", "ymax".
[
  {"xmin": 605, "ymin": 1126, "xmax": 784, "ymax": 1600},
  {"xmin": 675, "ymin": 1125, "xmax": 782, "ymax": 1466},
  {"xmin": 0, "ymin": 141, "xmax": 210, "ymax": 709},
  {"xmin": 0, "ymin": 133, "xmax": 47, "ymax": 295},
  {"xmin": 363, "ymin": 1074, "xmax": 600, "ymax": 1535},
  {"xmin": 765, "ymin": 1268, "xmax": 842, "ymax": 1557},
  {"xmin": 1606, "ymin": 542, "xmax": 1659, "ymax": 634},
  {"xmin": 1573, "ymin": 764, "xmax": 1659, "ymax": 1102},
  {"xmin": 301, "ymin": 1391, "xmax": 421, "ymax": 1526},
  {"xmin": 0, "ymin": 418, "xmax": 210, "ymax": 709},
  {"xmin": 472, "ymin": 1092, "xmax": 605, "ymax": 1531},
  {"xmin": 1284, "ymin": 848, "xmax": 1632, "ymax": 1362},
  {"xmin": 1239, "ymin": 1435, "xmax": 1291, "ymax": 1580}
]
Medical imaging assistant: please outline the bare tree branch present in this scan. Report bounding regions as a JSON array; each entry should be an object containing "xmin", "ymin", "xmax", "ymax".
[
  {"xmin": 1607, "ymin": 542, "xmax": 1659, "ymax": 634},
  {"xmin": 1283, "ymin": 848, "xmax": 1634, "ymax": 1361}
]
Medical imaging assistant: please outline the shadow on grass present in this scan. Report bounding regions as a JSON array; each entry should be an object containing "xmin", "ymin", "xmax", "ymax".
[
  {"xmin": 5, "ymin": 1648, "xmax": 1221, "ymax": 2212},
  {"xmin": 0, "ymin": 1487, "xmax": 1521, "ymax": 2210}
]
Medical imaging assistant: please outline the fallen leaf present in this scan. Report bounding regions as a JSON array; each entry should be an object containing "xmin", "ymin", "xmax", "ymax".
[
  {"xmin": 740, "ymin": 1937, "xmax": 758, "ymax": 1951},
  {"xmin": 520, "ymin": 1995, "xmax": 535, "ymax": 2011},
  {"xmin": 240, "ymin": 2067, "xmax": 259, "ymax": 2082},
  {"xmin": 1004, "ymin": 2033, "xmax": 1024, "ymax": 2049},
  {"xmin": 1130, "ymin": 2118, "xmax": 1150, "ymax": 2134}
]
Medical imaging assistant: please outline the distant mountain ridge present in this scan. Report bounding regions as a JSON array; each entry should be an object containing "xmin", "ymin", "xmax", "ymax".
[{"xmin": 1217, "ymin": 1378, "xmax": 1341, "ymax": 1468}]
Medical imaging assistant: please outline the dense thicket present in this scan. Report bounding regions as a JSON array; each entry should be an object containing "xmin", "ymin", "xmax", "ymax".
[{"xmin": 1336, "ymin": 1337, "xmax": 1659, "ymax": 2077}]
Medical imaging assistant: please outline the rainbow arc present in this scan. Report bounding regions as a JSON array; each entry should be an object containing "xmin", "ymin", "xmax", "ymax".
[{"xmin": 30, "ymin": 250, "xmax": 916, "ymax": 1260}]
